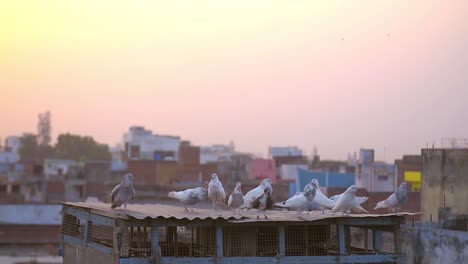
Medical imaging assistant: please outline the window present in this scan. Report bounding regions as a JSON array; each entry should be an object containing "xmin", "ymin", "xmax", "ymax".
[
  {"xmin": 0, "ymin": 185, "xmax": 6, "ymax": 192},
  {"xmin": 11, "ymin": 185, "xmax": 20, "ymax": 193},
  {"xmin": 377, "ymin": 175, "xmax": 388, "ymax": 181}
]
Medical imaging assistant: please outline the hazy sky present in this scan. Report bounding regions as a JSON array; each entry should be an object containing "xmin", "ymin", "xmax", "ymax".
[{"xmin": 1, "ymin": 1, "xmax": 467, "ymax": 161}]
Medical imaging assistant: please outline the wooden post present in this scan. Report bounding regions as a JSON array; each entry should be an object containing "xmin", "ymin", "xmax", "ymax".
[
  {"xmin": 151, "ymin": 224, "xmax": 162, "ymax": 264},
  {"xmin": 278, "ymin": 225, "xmax": 285, "ymax": 257},
  {"xmin": 216, "ymin": 225, "xmax": 223, "ymax": 261}
]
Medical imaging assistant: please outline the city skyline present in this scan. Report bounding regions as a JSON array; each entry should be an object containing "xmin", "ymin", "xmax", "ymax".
[{"xmin": 1, "ymin": 1, "xmax": 467, "ymax": 162}]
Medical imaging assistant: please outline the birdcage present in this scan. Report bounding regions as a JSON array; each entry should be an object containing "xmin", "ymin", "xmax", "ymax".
[{"xmin": 61, "ymin": 202, "xmax": 415, "ymax": 264}]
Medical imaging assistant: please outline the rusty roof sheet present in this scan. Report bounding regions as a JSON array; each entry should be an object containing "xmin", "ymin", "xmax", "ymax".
[{"xmin": 63, "ymin": 202, "xmax": 420, "ymax": 223}]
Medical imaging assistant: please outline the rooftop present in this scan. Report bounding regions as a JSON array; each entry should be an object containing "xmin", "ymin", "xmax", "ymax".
[{"xmin": 64, "ymin": 202, "xmax": 418, "ymax": 223}]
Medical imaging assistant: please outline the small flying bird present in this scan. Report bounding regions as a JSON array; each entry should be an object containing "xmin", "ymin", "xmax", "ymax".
[
  {"xmin": 374, "ymin": 182, "xmax": 408, "ymax": 213},
  {"xmin": 228, "ymin": 182, "xmax": 244, "ymax": 215},
  {"xmin": 305, "ymin": 179, "xmax": 336, "ymax": 213},
  {"xmin": 249, "ymin": 188, "xmax": 273, "ymax": 219},
  {"xmin": 275, "ymin": 181, "xmax": 317, "ymax": 218},
  {"xmin": 208, "ymin": 173, "xmax": 226, "ymax": 210},
  {"xmin": 168, "ymin": 187, "xmax": 207, "ymax": 212},
  {"xmin": 332, "ymin": 185, "xmax": 367, "ymax": 215},
  {"xmin": 110, "ymin": 173, "xmax": 136, "ymax": 209},
  {"xmin": 241, "ymin": 178, "xmax": 273, "ymax": 208}
]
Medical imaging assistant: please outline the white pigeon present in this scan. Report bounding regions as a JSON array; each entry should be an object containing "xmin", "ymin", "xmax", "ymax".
[
  {"xmin": 208, "ymin": 173, "xmax": 226, "ymax": 210},
  {"xmin": 241, "ymin": 178, "xmax": 273, "ymax": 208},
  {"xmin": 332, "ymin": 185, "xmax": 367, "ymax": 215},
  {"xmin": 168, "ymin": 187, "xmax": 207, "ymax": 212},
  {"xmin": 110, "ymin": 173, "xmax": 136, "ymax": 209},
  {"xmin": 305, "ymin": 179, "xmax": 336, "ymax": 213},
  {"xmin": 228, "ymin": 182, "xmax": 244, "ymax": 215},
  {"xmin": 374, "ymin": 182, "xmax": 408, "ymax": 212},
  {"xmin": 275, "ymin": 181, "xmax": 317, "ymax": 218}
]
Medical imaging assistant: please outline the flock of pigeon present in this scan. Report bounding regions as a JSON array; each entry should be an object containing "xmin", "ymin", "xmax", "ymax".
[{"xmin": 110, "ymin": 173, "xmax": 408, "ymax": 219}]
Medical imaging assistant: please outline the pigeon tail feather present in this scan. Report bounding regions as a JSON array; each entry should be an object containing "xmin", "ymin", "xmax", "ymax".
[{"xmin": 374, "ymin": 200, "xmax": 388, "ymax": 210}]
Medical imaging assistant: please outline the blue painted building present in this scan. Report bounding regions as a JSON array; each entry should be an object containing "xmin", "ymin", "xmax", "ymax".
[
  {"xmin": 61, "ymin": 202, "xmax": 408, "ymax": 264},
  {"xmin": 290, "ymin": 168, "xmax": 355, "ymax": 196}
]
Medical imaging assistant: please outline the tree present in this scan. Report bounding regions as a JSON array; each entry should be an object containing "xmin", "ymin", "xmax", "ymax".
[
  {"xmin": 18, "ymin": 133, "xmax": 55, "ymax": 162},
  {"xmin": 54, "ymin": 133, "xmax": 111, "ymax": 161},
  {"xmin": 37, "ymin": 111, "xmax": 52, "ymax": 146}
]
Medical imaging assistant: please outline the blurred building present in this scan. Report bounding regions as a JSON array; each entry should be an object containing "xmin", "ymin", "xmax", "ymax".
[
  {"xmin": 421, "ymin": 148, "xmax": 467, "ymax": 230},
  {"xmin": 355, "ymin": 149, "xmax": 396, "ymax": 192},
  {"xmin": 250, "ymin": 158, "xmax": 276, "ymax": 182},
  {"xmin": 200, "ymin": 142, "xmax": 235, "ymax": 164},
  {"xmin": 395, "ymin": 155, "xmax": 422, "ymax": 191},
  {"xmin": 123, "ymin": 126, "xmax": 181, "ymax": 161}
]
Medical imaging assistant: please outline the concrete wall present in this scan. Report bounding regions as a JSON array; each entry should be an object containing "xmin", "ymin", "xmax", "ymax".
[
  {"xmin": 421, "ymin": 149, "xmax": 468, "ymax": 222},
  {"xmin": 401, "ymin": 225, "xmax": 468, "ymax": 264}
]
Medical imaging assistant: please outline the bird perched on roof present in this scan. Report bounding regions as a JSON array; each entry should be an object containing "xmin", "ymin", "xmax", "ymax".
[
  {"xmin": 241, "ymin": 178, "xmax": 273, "ymax": 209},
  {"xmin": 274, "ymin": 181, "xmax": 317, "ymax": 218},
  {"xmin": 374, "ymin": 182, "xmax": 408, "ymax": 213},
  {"xmin": 168, "ymin": 187, "xmax": 207, "ymax": 212},
  {"xmin": 332, "ymin": 185, "xmax": 367, "ymax": 215},
  {"xmin": 330, "ymin": 188, "xmax": 369, "ymax": 214},
  {"xmin": 305, "ymin": 179, "xmax": 335, "ymax": 213},
  {"xmin": 110, "ymin": 173, "xmax": 136, "ymax": 209},
  {"xmin": 208, "ymin": 173, "xmax": 226, "ymax": 210},
  {"xmin": 228, "ymin": 182, "xmax": 244, "ymax": 215},
  {"xmin": 248, "ymin": 188, "xmax": 273, "ymax": 219}
]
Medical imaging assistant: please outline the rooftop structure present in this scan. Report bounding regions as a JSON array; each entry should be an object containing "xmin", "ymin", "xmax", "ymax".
[{"xmin": 61, "ymin": 202, "xmax": 414, "ymax": 264}]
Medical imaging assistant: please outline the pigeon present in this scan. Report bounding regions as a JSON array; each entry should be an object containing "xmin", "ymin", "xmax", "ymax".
[
  {"xmin": 374, "ymin": 182, "xmax": 408, "ymax": 212},
  {"xmin": 275, "ymin": 181, "xmax": 317, "ymax": 218},
  {"xmin": 248, "ymin": 188, "xmax": 273, "ymax": 219},
  {"xmin": 110, "ymin": 173, "xmax": 136, "ymax": 209},
  {"xmin": 208, "ymin": 173, "xmax": 226, "ymax": 210},
  {"xmin": 305, "ymin": 179, "xmax": 335, "ymax": 213},
  {"xmin": 168, "ymin": 187, "xmax": 207, "ymax": 212},
  {"xmin": 332, "ymin": 185, "xmax": 367, "ymax": 215},
  {"xmin": 228, "ymin": 182, "xmax": 244, "ymax": 215},
  {"xmin": 330, "ymin": 194, "xmax": 369, "ymax": 214},
  {"xmin": 241, "ymin": 178, "xmax": 273, "ymax": 208}
]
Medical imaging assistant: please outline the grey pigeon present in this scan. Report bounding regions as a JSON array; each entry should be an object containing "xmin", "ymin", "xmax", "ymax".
[
  {"xmin": 228, "ymin": 182, "xmax": 244, "ymax": 215},
  {"xmin": 110, "ymin": 173, "xmax": 136, "ymax": 209},
  {"xmin": 241, "ymin": 178, "xmax": 273, "ymax": 208},
  {"xmin": 275, "ymin": 181, "xmax": 317, "ymax": 218},
  {"xmin": 374, "ymin": 182, "xmax": 408, "ymax": 212},
  {"xmin": 208, "ymin": 173, "xmax": 226, "ymax": 210},
  {"xmin": 248, "ymin": 188, "xmax": 273, "ymax": 219},
  {"xmin": 332, "ymin": 185, "xmax": 366, "ymax": 215},
  {"xmin": 305, "ymin": 179, "xmax": 335, "ymax": 213},
  {"xmin": 168, "ymin": 187, "xmax": 207, "ymax": 212}
]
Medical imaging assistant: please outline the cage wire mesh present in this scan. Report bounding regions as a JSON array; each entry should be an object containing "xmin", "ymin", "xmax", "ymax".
[
  {"xmin": 285, "ymin": 224, "xmax": 338, "ymax": 256},
  {"xmin": 125, "ymin": 226, "xmax": 152, "ymax": 257},
  {"xmin": 345, "ymin": 224, "xmax": 397, "ymax": 255},
  {"xmin": 223, "ymin": 226, "xmax": 278, "ymax": 257},
  {"xmin": 88, "ymin": 222, "xmax": 113, "ymax": 248},
  {"xmin": 61, "ymin": 213, "xmax": 85, "ymax": 240},
  {"xmin": 159, "ymin": 226, "xmax": 216, "ymax": 257}
]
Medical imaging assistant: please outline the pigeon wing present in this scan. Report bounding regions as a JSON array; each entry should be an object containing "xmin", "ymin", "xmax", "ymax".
[
  {"xmin": 110, "ymin": 184, "xmax": 121, "ymax": 203},
  {"xmin": 314, "ymin": 191, "xmax": 335, "ymax": 208}
]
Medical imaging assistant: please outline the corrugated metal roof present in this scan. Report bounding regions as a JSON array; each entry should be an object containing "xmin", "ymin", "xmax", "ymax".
[{"xmin": 64, "ymin": 202, "xmax": 419, "ymax": 223}]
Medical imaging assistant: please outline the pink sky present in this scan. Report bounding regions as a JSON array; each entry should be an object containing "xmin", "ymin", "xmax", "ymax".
[{"xmin": 1, "ymin": 1, "xmax": 467, "ymax": 161}]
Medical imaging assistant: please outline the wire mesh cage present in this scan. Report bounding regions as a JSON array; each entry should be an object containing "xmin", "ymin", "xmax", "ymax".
[
  {"xmin": 223, "ymin": 226, "xmax": 278, "ymax": 257},
  {"xmin": 125, "ymin": 226, "xmax": 152, "ymax": 257},
  {"xmin": 158, "ymin": 226, "xmax": 216, "ymax": 257},
  {"xmin": 345, "ymin": 225, "xmax": 397, "ymax": 255},
  {"xmin": 61, "ymin": 213, "xmax": 85, "ymax": 240},
  {"xmin": 88, "ymin": 222, "xmax": 113, "ymax": 248},
  {"xmin": 285, "ymin": 224, "xmax": 339, "ymax": 256}
]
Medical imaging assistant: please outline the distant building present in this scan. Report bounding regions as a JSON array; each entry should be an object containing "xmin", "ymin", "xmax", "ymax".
[
  {"xmin": 395, "ymin": 155, "xmax": 422, "ymax": 191},
  {"xmin": 293, "ymin": 168, "xmax": 355, "ymax": 198},
  {"xmin": 421, "ymin": 148, "xmax": 468, "ymax": 230},
  {"xmin": 123, "ymin": 126, "xmax": 181, "ymax": 161},
  {"xmin": 279, "ymin": 164, "xmax": 308, "ymax": 181},
  {"xmin": 355, "ymin": 149, "xmax": 396, "ymax": 192},
  {"xmin": 200, "ymin": 142, "xmax": 235, "ymax": 164},
  {"xmin": 44, "ymin": 159, "xmax": 86, "ymax": 202},
  {"xmin": 250, "ymin": 158, "xmax": 277, "ymax": 182},
  {"xmin": 269, "ymin": 146, "xmax": 303, "ymax": 158},
  {"xmin": 4, "ymin": 136, "xmax": 22, "ymax": 154}
]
